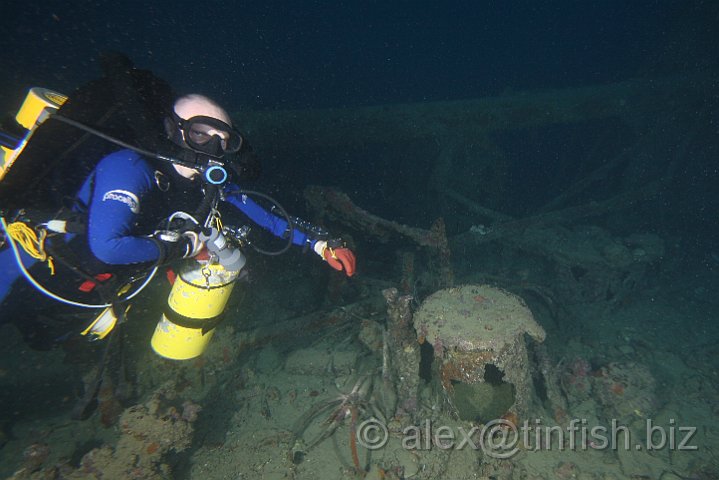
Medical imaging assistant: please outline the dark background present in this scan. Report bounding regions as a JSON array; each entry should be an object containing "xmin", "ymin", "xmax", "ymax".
[
  {"xmin": 3, "ymin": 1, "xmax": 712, "ymax": 111},
  {"xmin": 1, "ymin": 0, "xmax": 717, "ymax": 242}
]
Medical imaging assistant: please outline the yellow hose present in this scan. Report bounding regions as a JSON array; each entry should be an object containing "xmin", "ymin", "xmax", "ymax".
[{"xmin": 6, "ymin": 222, "xmax": 55, "ymax": 274}]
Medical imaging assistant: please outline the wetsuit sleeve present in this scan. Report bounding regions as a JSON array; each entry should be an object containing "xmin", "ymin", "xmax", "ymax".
[
  {"xmin": 86, "ymin": 151, "xmax": 160, "ymax": 264},
  {"xmin": 222, "ymin": 190, "xmax": 315, "ymax": 248}
]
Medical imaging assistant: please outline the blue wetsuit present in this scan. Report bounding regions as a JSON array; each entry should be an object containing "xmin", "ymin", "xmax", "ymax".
[{"xmin": 0, "ymin": 148, "xmax": 317, "ymax": 306}]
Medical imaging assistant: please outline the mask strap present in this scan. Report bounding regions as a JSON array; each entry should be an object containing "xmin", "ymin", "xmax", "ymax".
[{"xmin": 164, "ymin": 115, "xmax": 185, "ymax": 149}]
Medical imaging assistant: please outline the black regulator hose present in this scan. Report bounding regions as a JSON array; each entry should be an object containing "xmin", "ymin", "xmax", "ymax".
[
  {"xmin": 226, "ymin": 189, "xmax": 295, "ymax": 256},
  {"xmin": 50, "ymin": 115, "xmax": 195, "ymax": 169},
  {"xmin": 194, "ymin": 183, "xmax": 219, "ymax": 227}
]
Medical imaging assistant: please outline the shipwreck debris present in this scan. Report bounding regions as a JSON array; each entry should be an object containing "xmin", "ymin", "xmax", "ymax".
[{"xmin": 413, "ymin": 284, "xmax": 546, "ymax": 422}]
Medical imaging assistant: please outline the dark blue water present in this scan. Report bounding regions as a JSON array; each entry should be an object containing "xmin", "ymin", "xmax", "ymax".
[
  {"xmin": 4, "ymin": 1, "xmax": 715, "ymax": 237},
  {"xmin": 2, "ymin": 0, "xmax": 697, "ymax": 110}
]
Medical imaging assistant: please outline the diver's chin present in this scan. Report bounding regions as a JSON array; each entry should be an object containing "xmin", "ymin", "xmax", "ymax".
[{"xmin": 172, "ymin": 164, "xmax": 200, "ymax": 180}]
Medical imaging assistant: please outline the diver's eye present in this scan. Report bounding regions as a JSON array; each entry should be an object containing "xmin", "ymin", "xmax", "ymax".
[
  {"xmin": 187, "ymin": 124, "xmax": 230, "ymax": 149},
  {"xmin": 188, "ymin": 127, "xmax": 212, "ymax": 145}
]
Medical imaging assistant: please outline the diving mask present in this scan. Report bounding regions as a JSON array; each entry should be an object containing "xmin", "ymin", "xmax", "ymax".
[{"xmin": 167, "ymin": 111, "xmax": 244, "ymax": 157}]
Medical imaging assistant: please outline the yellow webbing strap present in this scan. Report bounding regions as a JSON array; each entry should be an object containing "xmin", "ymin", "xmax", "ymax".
[
  {"xmin": 212, "ymin": 211, "xmax": 223, "ymax": 231},
  {"xmin": 6, "ymin": 222, "xmax": 55, "ymax": 274}
]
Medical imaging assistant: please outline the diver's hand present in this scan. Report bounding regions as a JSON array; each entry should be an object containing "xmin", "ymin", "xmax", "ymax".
[
  {"xmin": 154, "ymin": 230, "xmax": 205, "ymax": 262},
  {"xmin": 313, "ymin": 240, "xmax": 356, "ymax": 277},
  {"xmin": 181, "ymin": 231, "xmax": 205, "ymax": 258}
]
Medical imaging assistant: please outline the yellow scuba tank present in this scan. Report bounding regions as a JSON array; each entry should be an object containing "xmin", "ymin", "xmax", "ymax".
[
  {"xmin": 151, "ymin": 228, "xmax": 246, "ymax": 360},
  {"xmin": 0, "ymin": 88, "xmax": 67, "ymax": 181}
]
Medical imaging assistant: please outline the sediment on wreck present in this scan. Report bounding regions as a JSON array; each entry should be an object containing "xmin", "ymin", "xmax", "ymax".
[{"xmin": 413, "ymin": 284, "xmax": 548, "ymax": 422}]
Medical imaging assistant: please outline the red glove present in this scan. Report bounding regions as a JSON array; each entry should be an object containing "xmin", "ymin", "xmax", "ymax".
[{"xmin": 314, "ymin": 240, "xmax": 356, "ymax": 277}]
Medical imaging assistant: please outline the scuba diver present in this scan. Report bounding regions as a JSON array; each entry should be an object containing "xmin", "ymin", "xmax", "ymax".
[{"xmin": 0, "ymin": 54, "xmax": 356, "ymax": 354}]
